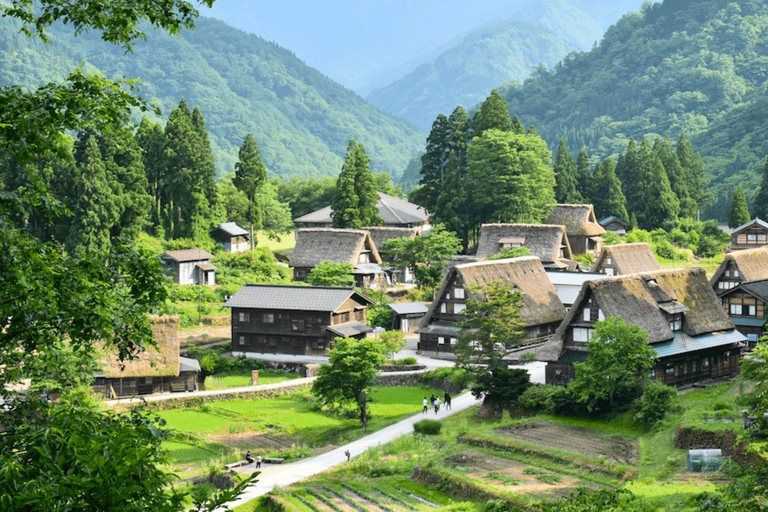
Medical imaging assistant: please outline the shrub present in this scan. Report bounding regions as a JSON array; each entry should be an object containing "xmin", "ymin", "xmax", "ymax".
[
  {"xmin": 367, "ymin": 304, "xmax": 394, "ymax": 328},
  {"xmin": 633, "ymin": 381, "xmax": 677, "ymax": 428},
  {"xmin": 421, "ymin": 367, "xmax": 471, "ymax": 390},
  {"xmin": 518, "ymin": 384, "xmax": 571, "ymax": 415},
  {"xmin": 413, "ymin": 419, "xmax": 442, "ymax": 435},
  {"xmin": 388, "ymin": 357, "xmax": 417, "ymax": 365}
]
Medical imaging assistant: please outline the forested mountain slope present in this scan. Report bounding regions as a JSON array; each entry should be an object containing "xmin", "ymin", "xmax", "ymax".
[
  {"xmin": 496, "ymin": 0, "xmax": 768, "ymax": 218},
  {"xmin": 0, "ymin": 15, "xmax": 424, "ymax": 178}
]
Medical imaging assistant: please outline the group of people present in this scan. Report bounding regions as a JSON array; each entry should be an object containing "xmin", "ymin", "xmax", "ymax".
[
  {"xmin": 245, "ymin": 450, "xmax": 262, "ymax": 468},
  {"xmin": 422, "ymin": 392, "xmax": 451, "ymax": 414}
]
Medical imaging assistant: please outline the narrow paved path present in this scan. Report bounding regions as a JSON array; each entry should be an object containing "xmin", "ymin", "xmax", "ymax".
[{"xmin": 216, "ymin": 392, "xmax": 482, "ymax": 511}]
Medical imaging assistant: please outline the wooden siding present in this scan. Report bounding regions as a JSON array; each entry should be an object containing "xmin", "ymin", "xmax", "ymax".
[
  {"xmin": 93, "ymin": 372, "xmax": 198, "ymax": 398},
  {"xmin": 731, "ymin": 225, "xmax": 768, "ymax": 250}
]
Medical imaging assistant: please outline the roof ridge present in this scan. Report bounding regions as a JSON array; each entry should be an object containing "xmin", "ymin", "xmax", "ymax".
[
  {"xmin": 243, "ymin": 283, "xmax": 355, "ymax": 290},
  {"xmin": 376, "ymin": 194, "xmax": 404, "ymax": 224}
]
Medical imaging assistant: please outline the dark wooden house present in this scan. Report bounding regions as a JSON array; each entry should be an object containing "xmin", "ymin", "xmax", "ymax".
[
  {"xmin": 475, "ymin": 224, "xmax": 577, "ymax": 270},
  {"xmin": 389, "ymin": 302, "xmax": 428, "ymax": 333},
  {"xmin": 591, "ymin": 243, "xmax": 661, "ymax": 276},
  {"xmin": 160, "ymin": 248, "xmax": 216, "ymax": 285},
  {"xmin": 93, "ymin": 316, "xmax": 200, "ymax": 398},
  {"xmin": 213, "ymin": 222, "xmax": 249, "ymax": 253},
  {"xmin": 417, "ymin": 257, "xmax": 566, "ymax": 357},
  {"xmin": 728, "ymin": 218, "xmax": 768, "ymax": 251},
  {"xmin": 710, "ymin": 246, "xmax": 768, "ymax": 293},
  {"xmin": 293, "ymin": 192, "xmax": 430, "ymax": 233},
  {"xmin": 599, "ymin": 216, "xmax": 629, "ymax": 235},
  {"xmin": 546, "ymin": 204, "xmax": 606, "ymax": 256},
  {"xmin": 717, "ymin": 278, "xmax": 768, "ymax": 347},
  {"xmin": 539, "ymin": 269, "xmax": 745, "ymax": 387},
  {"xmin": 289, "ymin": 228, "xmax": 385, "ymax": 288},
  {"xmin": 224, "ymin": 284, "xmax": 374, "ymax": 356}
]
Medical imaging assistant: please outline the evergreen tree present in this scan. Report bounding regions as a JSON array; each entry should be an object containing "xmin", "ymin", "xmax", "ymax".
[
  {"xmin": 637, "ymin": 138, "xmax": 679, "ymax": 229},
  {"xmin": 676, "ymin": 133, "xmax": 712, "ymax": 218},
  {"xmin": 352, "ymin": 142, "xmax": 382, "ymax": 227},
  {"xmin": 553, "ymin": 139, "xmax": 581, "ymax": 203},
  {"xmin": 752, "ymin": 157, "xmax": 768, "ymax": 220},
  {"xmin": 414, "ymin": 113, "xmax": 451, "ymax": 213},
  {"xmin": 434, "ymin": 151, "xmax": 473, "ymax": 252},
  {"xmin": 527, "ymin": 125, "xmax": 538, "ymax": 137},
  {"xmin": 472, "ymin": 89, "xmax": 513, "ymax": 136},
  {"xmin": 511, "ymin": 114, "xmax": 525, "ymax": 135},
  {"xmin": 136, "ymin": 117, "xmax": 166, "ymax": 233},
  {"xmin": 191, "ymin": 106, "xmax": 218, "ymax": 210},
  {"xmin": 654, "ymin": 136, "xmax": 694, "ymax": 218},
  {"xmin": 620, "ymin": 138, "xmax": 643, "ymax": 217},
  {"xmin": 592, "ymin": 158, "xmax": 629, "ymax": 222},
  {"xmin": 66, "ymin": 136, "xmax": 119, "ymax": 257},
  {"xmin": 576, "ymin": 148, "xmax": 592, "ymax": 203},
  {"xmin": 233, "ymin": 133, "xmax": 268, "ymax": 249},
  {"xmin": 447, "ymin": 106, "xmax": 471, "ymax": 165},
  {"xmin": 728, "ymin": 186, "xmax": 750, "ymax": 228},
  {"xmin": 331, "ymin": 140, "xmax": 382, "ymax": 228}
]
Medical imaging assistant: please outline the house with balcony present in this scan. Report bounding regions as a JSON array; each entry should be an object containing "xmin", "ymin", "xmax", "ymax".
[{"xmin": 728, "ymin": 218, "xmax": 768, "ymax": 251}]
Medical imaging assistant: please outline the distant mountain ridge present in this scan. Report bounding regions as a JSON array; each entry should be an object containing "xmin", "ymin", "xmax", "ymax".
[{"xmin": 0, "ymin": 15, "xmax": 424, "ymax": 179}]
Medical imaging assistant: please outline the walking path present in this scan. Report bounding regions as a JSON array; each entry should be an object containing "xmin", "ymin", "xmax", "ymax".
[{"xmin": 216, "ymin": 391, "xmax": 482, "ymax": 511}]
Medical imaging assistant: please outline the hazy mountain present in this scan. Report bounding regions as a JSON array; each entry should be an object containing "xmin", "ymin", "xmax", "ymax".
[{"xmin": 0, "ymin": 15, "xmax": 423, "ymax": 179}]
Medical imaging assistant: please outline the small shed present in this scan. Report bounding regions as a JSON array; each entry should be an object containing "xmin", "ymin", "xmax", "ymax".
[
  {"xmin": 389, "ymin": 302, "xmax": 428, "ymax": 333},
  {"xmin": 213, "ymin": 222, "xmax": 249, "ymax": 252},
  {"xmin": 686, "ymin": 449, "xmax": 724, "ymax": 472},
  {"xmin": 160, "ymin": 248, "xmax": 216, "ymax": 285},
  {"xmin": 599, "ymin": 216, "xmax": 629, "ymax": 235}
]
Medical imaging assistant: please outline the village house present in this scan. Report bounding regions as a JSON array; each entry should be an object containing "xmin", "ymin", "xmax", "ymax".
[
  {"xmin": 475, "ymin": 223, "xmax": 577, "ymax": 270},
  {"xmin": 417, "ymin": 257, "xmax": 566, "ymax": 357},
  {"xmin": 224, "ymin": 285, "xmax": 373, "ymax": 356},
  {"xmin": 159, "ymin": 248, "xmax": 216, "ymax": 285},
  {"xmin": 591, "ymin": 243, "xmax": 661, "ymax": 276},
  {"xmin": 389, "ymin": 302, "xmax": 429, "ymax": 333},
  {"xmin": 546, "ymin": 271, "xmax": 608, "ymax": 310},
  {"xmin": 728, "ymin": 218, "xmax": 768, "ymax": 251},
  {"xmin": 545, "ymin": 204, "xmax": 606, "ymax": 256},
  {"xmin": 293, "ymin": 192, "xmax": 430, "ymax": 232},
  {"xmin": 717, "ymin": 278, "xmax": 768, "ymax": 347},
  {"xmin": 93, "ymin": 316, "xmax": 200, "ymax": 398},
  {"xmin": 710, "ymin": 246, "xmax": 768, "ymax": 293},
  {"xmin": 212, "ymin": 222, "xmax": 249, "ymax": 252},
  {"xmin": 289, "ymin": 228, "xmax": 385, "ymax": 288},
  {"xmin": 364, "ymin": 226, "xmax": 419, "ymax": 283},
  {"xmin": 539, "ymin": 268, "xmax": 745, "ymax": 387},
  {"xmin": 599, "ymin": 216, "xmax": 629, "ymax": 235}
]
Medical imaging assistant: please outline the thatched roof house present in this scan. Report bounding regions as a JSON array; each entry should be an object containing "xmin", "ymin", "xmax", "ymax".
[
  {"xmin": 475, "ymin": 224, "xmax": 574, "ymax": 269},
  {"xmin": 711, "ymin": 246, "xmax": 768, "ymax": 293},
  {"xmin": 728, "ymin": 218, "xmax": 768, "ymax": 251},
  {"xmin": 293, "ymin": 192, "xmax": 430, "ymax": 232},
  {"xmin": 418, "ymin": 256, "xmax": 566, "ymax": 357},
  {"xmin": 540, "ymin": 268, "xmax": 744, "ymax": 386},
  {"xmin": 363, "ymin": 226, "xmax": 418, "ymax": 253},
  {"xmin": 546, "ymin": 204, "xmax": 606, "ymax": 255},
  {"xmin": 591, "ymin": 243, "xmax": 661, "ymax": 276}
]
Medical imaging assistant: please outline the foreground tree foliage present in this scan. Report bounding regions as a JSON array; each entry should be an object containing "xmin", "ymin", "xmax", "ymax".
[
  {"xmin": 381, "ymin": 224, "xmax": 461, "ymax": 290},
  {"xmin": 306, "ymin": 261, "xmax": 355, "ymax": 287},
  {"xmin": 312, "ymin": 337, "xmax": 386, "ymax": 432}
]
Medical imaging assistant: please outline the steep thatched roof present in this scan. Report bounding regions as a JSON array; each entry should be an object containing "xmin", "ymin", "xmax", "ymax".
[
  {"xmin": 476, "ymin": 224, "xmax": 572, "ymax": 263},
  {"xmin": 293, "ymin": 192, "xmax": 428, "ymax": 225},
  {"xmin": 422, "ymin": 256, "xmax": 565, "ymax": 329},
  {"xmin": 539, "ymin": 268, "xmax": 735, "ymax": 361},
  {"xmin": 101, "ymin": 316, "xmax": 181, "ymax": 378},
  {"xmin": 591, "ymin": 243, "xmax": 661, "ymax": 275},
  {"xmin": 290, "ymin": 228, "xmax": 382, "ymax": 268},
  {"xmin": 711, "ymin": 246, "xmax": 768, "ymax": 284},
  {"xmin": 545, "ymin": 204, "xmax": 606, "ymax": 237},
  {"xmin": 363, "ymin": 226, "xmax": 418, "ymax": 251}
]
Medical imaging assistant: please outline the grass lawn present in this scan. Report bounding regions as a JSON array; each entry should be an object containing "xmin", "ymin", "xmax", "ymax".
[
  {"xmin": 255, "ymin": 230, "xmax": 295, "ymax": 253},
  {"xmin": 659, "ymin": 255, "xmax": 724, "ymax": 278},
  {"xmin": 204, "ymin": 369, "xmax": 302, "ymax": 390}
]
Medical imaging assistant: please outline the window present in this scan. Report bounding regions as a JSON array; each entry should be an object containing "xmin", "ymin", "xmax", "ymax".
[
  {"xmin": 438, "ymin": 336, "xmax": 446, "ymax": 345},
  {"xmin": 292, "ymin": 319, "xmax": 305, "ymax": 332},
  {"xmin": 730, "ymin": 304, "xmax": 743, "ymax": 315},
  {"xmin": 598, "ymin": 309, "xmax": 605, "ymax": 321},
  {"xmin": 702, "ymin": 358, "xmax": 710, "ymax": 369},
  {"xmin": 760, "ymin": 234, "xmax": 767, "ymax": 243},
  {"xmin": 573, "ymin": 327, "xmax": 591, "ymax": 342},
  {"xmin": 238, "ymin": 312, "xmax": 250, "ymax": 323},
  {"xmin": 669, "ymin": 314, "xmax": 682, "ymax": 331},
  {"xmin": 454, "ymin": 303, "xmax": 466, "ymax": 314},
  {"xmin": 650, "ymin": 368, "xmax": 656, "ymax": 378},
  {"xmin": 606, "ymin": 258, "xmax": 612, "ymax": 265},
  {"xmin": 604, "ymin": 268, "xmax": 615, "ymax": 276},
  {"xmin": 582, "ymin": 308, "xmax": 591, "ymax": 322},
  {"xmin": 440, "ymin": 303, "xmax": 447, "ymax": 314},
  {"xmin": 238, "ymin": 336, "xmax": 245, "ymax": 346},
  {"xmin": 358, "ymin": 252, "xmax": 369, "ymax": 263},
  {"xmin": 454, "ymin": 288, "xmax": 465, "ymax": 299},
  {"xmin": 665, "ymin": 367, "xmax": 675, "ymax": 375},
  {"xmin": 355, "ymin": 309, "xmax": 364, "ymax": 321},
  {"xmin": 262, "ymin": 313, "xmax": 274, "ymax": 324},
  {"xmin": 734, "ymin": 270, "xmax": 740, "ymax": 277},
  {"xmin": 450, "ymin": 337, "xmax": 458, "ymax": 345},
  {"xmin": 337, "ymin": 312, "xmax": 350, "ymax": 323},
  {"xmin": 748, "ymin": 234, "xmax": 758, "ymax": 243}
]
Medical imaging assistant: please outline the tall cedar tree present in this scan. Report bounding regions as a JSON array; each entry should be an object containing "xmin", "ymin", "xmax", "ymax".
[
  {"xmin": 618, "ymin": 138, "xmax": 639, "ymax": 210},
  {"xmin": 553, "ymin": 138, "xmax": 581, "ymax": 203},
  {"xmin": 191, "ymin": 106, "xmax": 218, "ymax": 210},
  {"xmin": 637, "ymin": 138, "xmax": 679, "ymax": 229},
  {"xmin": 592, "ymin": 158, "xmax": 629, "ymax": 222},
  {"xmin": 728, "ymin": 186, "xmax": 750, "ymax": 228},
  {"xmin": 434, "ymin": 151, "xmax": 473, "ymax": 251},
  {"xmin": 472, "ymin": 89, "xmax": 513, "ymax": 136},
  {"xmin": 576, "ymin": 148, "xmax": 592, "ymax": 203},
  {"xmin": 468, "ymin": 129, "xmax": 555, "ymax": 225},
  {"xmin": 511, "ymin": 115, "xmax": 525, "ymax": 135},
  {"xmin": 136, "ymin": 117, "xmax": 166, "ymax": 232},
  {"xmin": 233, "ymin": 133, "xmax": 268, "ymax": 249},
  {"xmin": 448, "ymin": 106, "xmax": 471, "ymax": 166},
  {"xmin": 352, "ymin": 142, "xmax": 382, "ymax": 227},
  {"xmin": 331, "ymin": 140, "xmax": 381, "ymax": 228},
  {"xmin": 753, "ymin": 157, "xmax": 768, "ymax": 221},
  {"xmin": 66, "ymin": 136, "xmax": 119, "ymax": 257},
  {"xmin": 676, "ymin": 133, "xmax": 712, "ymax": 218},
  {"xmin": 414, "ymin": 114, "xmax": 451, "ymax": 213}
]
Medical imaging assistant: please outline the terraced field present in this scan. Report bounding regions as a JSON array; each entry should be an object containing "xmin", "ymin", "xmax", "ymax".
[{"xmin": 264, "ymin": 481, "xmax": 445, "ymax": 511}]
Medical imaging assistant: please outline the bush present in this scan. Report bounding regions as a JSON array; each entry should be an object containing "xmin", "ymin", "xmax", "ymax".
[
  {"xmin": 389, "ymin": 357, "xmax": 417, "ymax": 365},
  {"xmin": 633, "ymin": 381, "xmax": 677, "ymax": 428},
  {"xmin": 413, "ymin": 419, "xmax": 442, "ymax": 435},
  {"xmin": 367, "ymin": 304, "xmax": 394, "ymax": 329},
  {"xmin": 421, "ymin": 367, "xmax": 471, "ymax": 390}
]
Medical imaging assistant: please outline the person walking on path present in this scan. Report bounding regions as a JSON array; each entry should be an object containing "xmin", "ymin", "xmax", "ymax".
[
  {"xmin": 433, "ymin": 396, "xmax": 440, "ymax": 414},
  {"xmin": 422, "ymin": 397, "xmax": 428, "ymax": 413},
  {"xmin": 345, "ymin": 450, "xmax": 351, "ymax": 462},
  {"xmin": 444, "ymin": 392, "xmax": 452, "ymax": 410},
  {"xmin": 256, "ymin": 454, "xmax": 262, "ymax": 469}
]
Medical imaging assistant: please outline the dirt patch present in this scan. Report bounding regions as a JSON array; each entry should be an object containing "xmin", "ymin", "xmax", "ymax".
[
  {"xmin": 211, "ymin": 432, "xmax": 298, "ymax": 451},
  {"xmin": 179, "ymin": 325, "xmax": 230, "ymax": 346},
  {"xmin": 493, "ymin": 423, "xmax": 639, "ymax": 465},
  {"xmin": 340, "ymin": 489, "xmax": 387, "ymax": 512}
]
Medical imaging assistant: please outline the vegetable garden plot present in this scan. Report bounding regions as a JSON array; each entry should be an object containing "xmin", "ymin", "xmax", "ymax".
[{"xmin": 492, "ymin": 422, "xmax": 639, "ymax": 465}]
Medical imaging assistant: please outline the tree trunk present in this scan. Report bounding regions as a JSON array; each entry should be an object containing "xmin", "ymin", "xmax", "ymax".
[{"xmin": 249, "ymin": 199, "xmax": 255, "ymax": 250}]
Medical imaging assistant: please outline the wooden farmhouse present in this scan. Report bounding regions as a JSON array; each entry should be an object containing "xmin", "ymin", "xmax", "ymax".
[
  {"xmin": 389, "ymin": 302, "xmax": 428, "ymax": 333},
  {"xmin": 710, "ymin": 246, "xmax": 768, "ymax": 293},
  {"xmin": 599, "ymin": 216, "xmax": 629, "ymax": 235},
  {"xmin": 224, "ymin": 285, "xmax": 373, "ymax": 356},
  {"xmin": 417, "ymin": 257, "xmax": 566, "ymax": 357},
  {"xmin": 475, "ymin": 224, "xmax": 577, "ymax": 270},
  {"xmin": 93, "ymin": 316, "xmax": 200, "ymax": 398},
  {"xmin": 539, "ymin": 269, "xmax": 745, "ymax": 387},
  {"xmin": 728, "ymin": 218, "xmax": 768, "ymax": 251},
  {"xmin": 591, "ymin": 243, "xmax": 661, "ymax": 276},
  {"xmin": 213, "ymin": 222, "xmax": 249, "ymax": 253},
  {"xmin": 159, "ymin": 248, "xmax": 216, "ymax": 285},
  {"xmin": 293, "ymin": 192, "xmax": 430, "ymax": 232},
  {"xmin": 289, "ymin": 228, "xmax": 385, "ymax": 288},
  {"xmin": 546, "ymin": 204, "xmax": 606, "ymax": 256},
  {"xmin": 364, "ymin": 226, "xmax": 419, "ymax": 283}
]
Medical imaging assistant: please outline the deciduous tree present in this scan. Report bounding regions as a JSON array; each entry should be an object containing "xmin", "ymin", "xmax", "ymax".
[
  {"xmin": 380, "ymin": 224, "xmax": 461, "ymax": 290},
  {"xmin": 306, "ymin": 261, "xmax": 355, "ymax": 287}
]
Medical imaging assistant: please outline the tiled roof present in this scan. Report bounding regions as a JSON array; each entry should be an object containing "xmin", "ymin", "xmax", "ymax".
[
  {"xmin": 216, "ymin": 222, "xmax": 249, "ymax": 237},
  {"xmin": 161, "ymin": 248, "xmax": 215, "ymax": 262},
  {"xmin": 293, "ymin": 192, "xmax": 428, "ymax": 225},
  {"xmin": 224, "ymin": 284, "xmax": 372, "ymax": 312}
]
